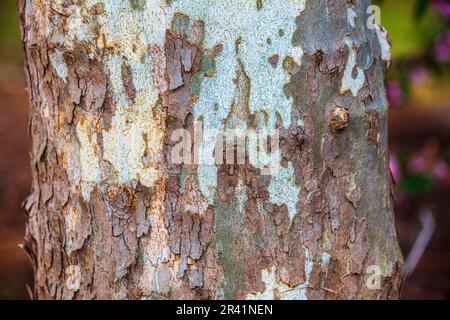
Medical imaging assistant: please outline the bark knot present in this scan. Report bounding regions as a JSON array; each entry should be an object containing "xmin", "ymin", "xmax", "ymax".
[{"xmin": 330, "ymin": 106, "xmax": 350, "ymax": 133}]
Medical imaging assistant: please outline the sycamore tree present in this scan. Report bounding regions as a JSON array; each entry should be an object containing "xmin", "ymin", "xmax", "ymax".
[{"xmin": 19, "ymin": 0, "xmax": 402, "ymax": 299}]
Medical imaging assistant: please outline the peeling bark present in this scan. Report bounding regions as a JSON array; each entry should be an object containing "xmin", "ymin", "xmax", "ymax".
[{"xmin": 20, "ymin": 0, "xmax": 403, "ymax": 300}]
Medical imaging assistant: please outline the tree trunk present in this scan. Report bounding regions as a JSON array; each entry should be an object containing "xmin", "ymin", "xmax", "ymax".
[{"xmin": 19, "ymin": 0, "xmax": 403, "ymax": 300}]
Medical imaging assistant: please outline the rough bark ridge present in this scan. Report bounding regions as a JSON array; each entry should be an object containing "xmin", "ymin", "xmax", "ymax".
[{"xmin": 19, "ymin": 0, "xmax": 403, "ymax": 299}]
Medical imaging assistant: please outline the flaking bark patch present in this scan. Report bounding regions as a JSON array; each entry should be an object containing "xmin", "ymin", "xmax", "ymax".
[{"xmin": 121, "ymin": 62, "xmax": 137, "ymax": 105}]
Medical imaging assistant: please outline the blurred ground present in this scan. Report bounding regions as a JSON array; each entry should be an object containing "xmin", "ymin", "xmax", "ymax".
[
  {"xmin": 0, "ymin": 0, "xmax": 449, "ymax": 299},
  {"xmin": 0, "ymin": 66, "xmax": 33, "ymax": 300},
  {"xmin": 390, "ymin": 104, "xmax": 450, "ymax": 299}
]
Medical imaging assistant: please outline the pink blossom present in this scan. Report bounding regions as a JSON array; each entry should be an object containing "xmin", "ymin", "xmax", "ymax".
[
  {"xmin": 386, "ymin": 81, "xmax": 404, "ymax": 106},
  {"xmin": 408, "ymin": 140, "xmax": 449, "ymax": 181},
  {"xmin": 433, "ymin": 0, "xmax": 450, "ymax": 18},
  {"xmin": 409, "ymin": 154, "xmax": 428, "ymax": 172},
  {"xmin": 389, "ymin": 154, "xmax": 401, "ymax": 182},
  {"xmin": 410, "ymin": 65, "xmax": 428, "ymax": 85},
  {"xmin": 432, "ymin": 161, "xmax": 449, "ymax": 180},
  {"xmin": 434, "ymin": 30, "xmax": 450, "ymax": 62}
]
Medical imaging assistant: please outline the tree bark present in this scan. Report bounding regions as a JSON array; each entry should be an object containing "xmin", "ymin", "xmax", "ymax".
[{"xmin": 19, "ymin": 0, "xmax": 403, "ymax": 300}]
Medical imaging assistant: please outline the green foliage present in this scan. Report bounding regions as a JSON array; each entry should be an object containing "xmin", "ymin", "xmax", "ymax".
[
  {"xmin": 375, "ymin": 0, "xmax": 445, "ymax": 59},
  {"xmin": 414, "ymin": 0, "xmax": 430, "ymax": 21},
  {"xmin": 0, "ymin": 0, "xmax": 23, "ymax": 66},
  {"xmin": 400, "ymin": 172, "xmax": 433, "ymax": 196}
]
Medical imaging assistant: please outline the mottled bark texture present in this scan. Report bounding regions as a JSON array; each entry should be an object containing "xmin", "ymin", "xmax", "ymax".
[{"xmin": 20, "ymin": 0, "xmax": 403, "ymax": 300}]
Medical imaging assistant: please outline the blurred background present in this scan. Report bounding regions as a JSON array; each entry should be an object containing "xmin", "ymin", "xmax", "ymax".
[{"xmin": 0, "ymin": 0, "xmax": 449, "ymax": 299}]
